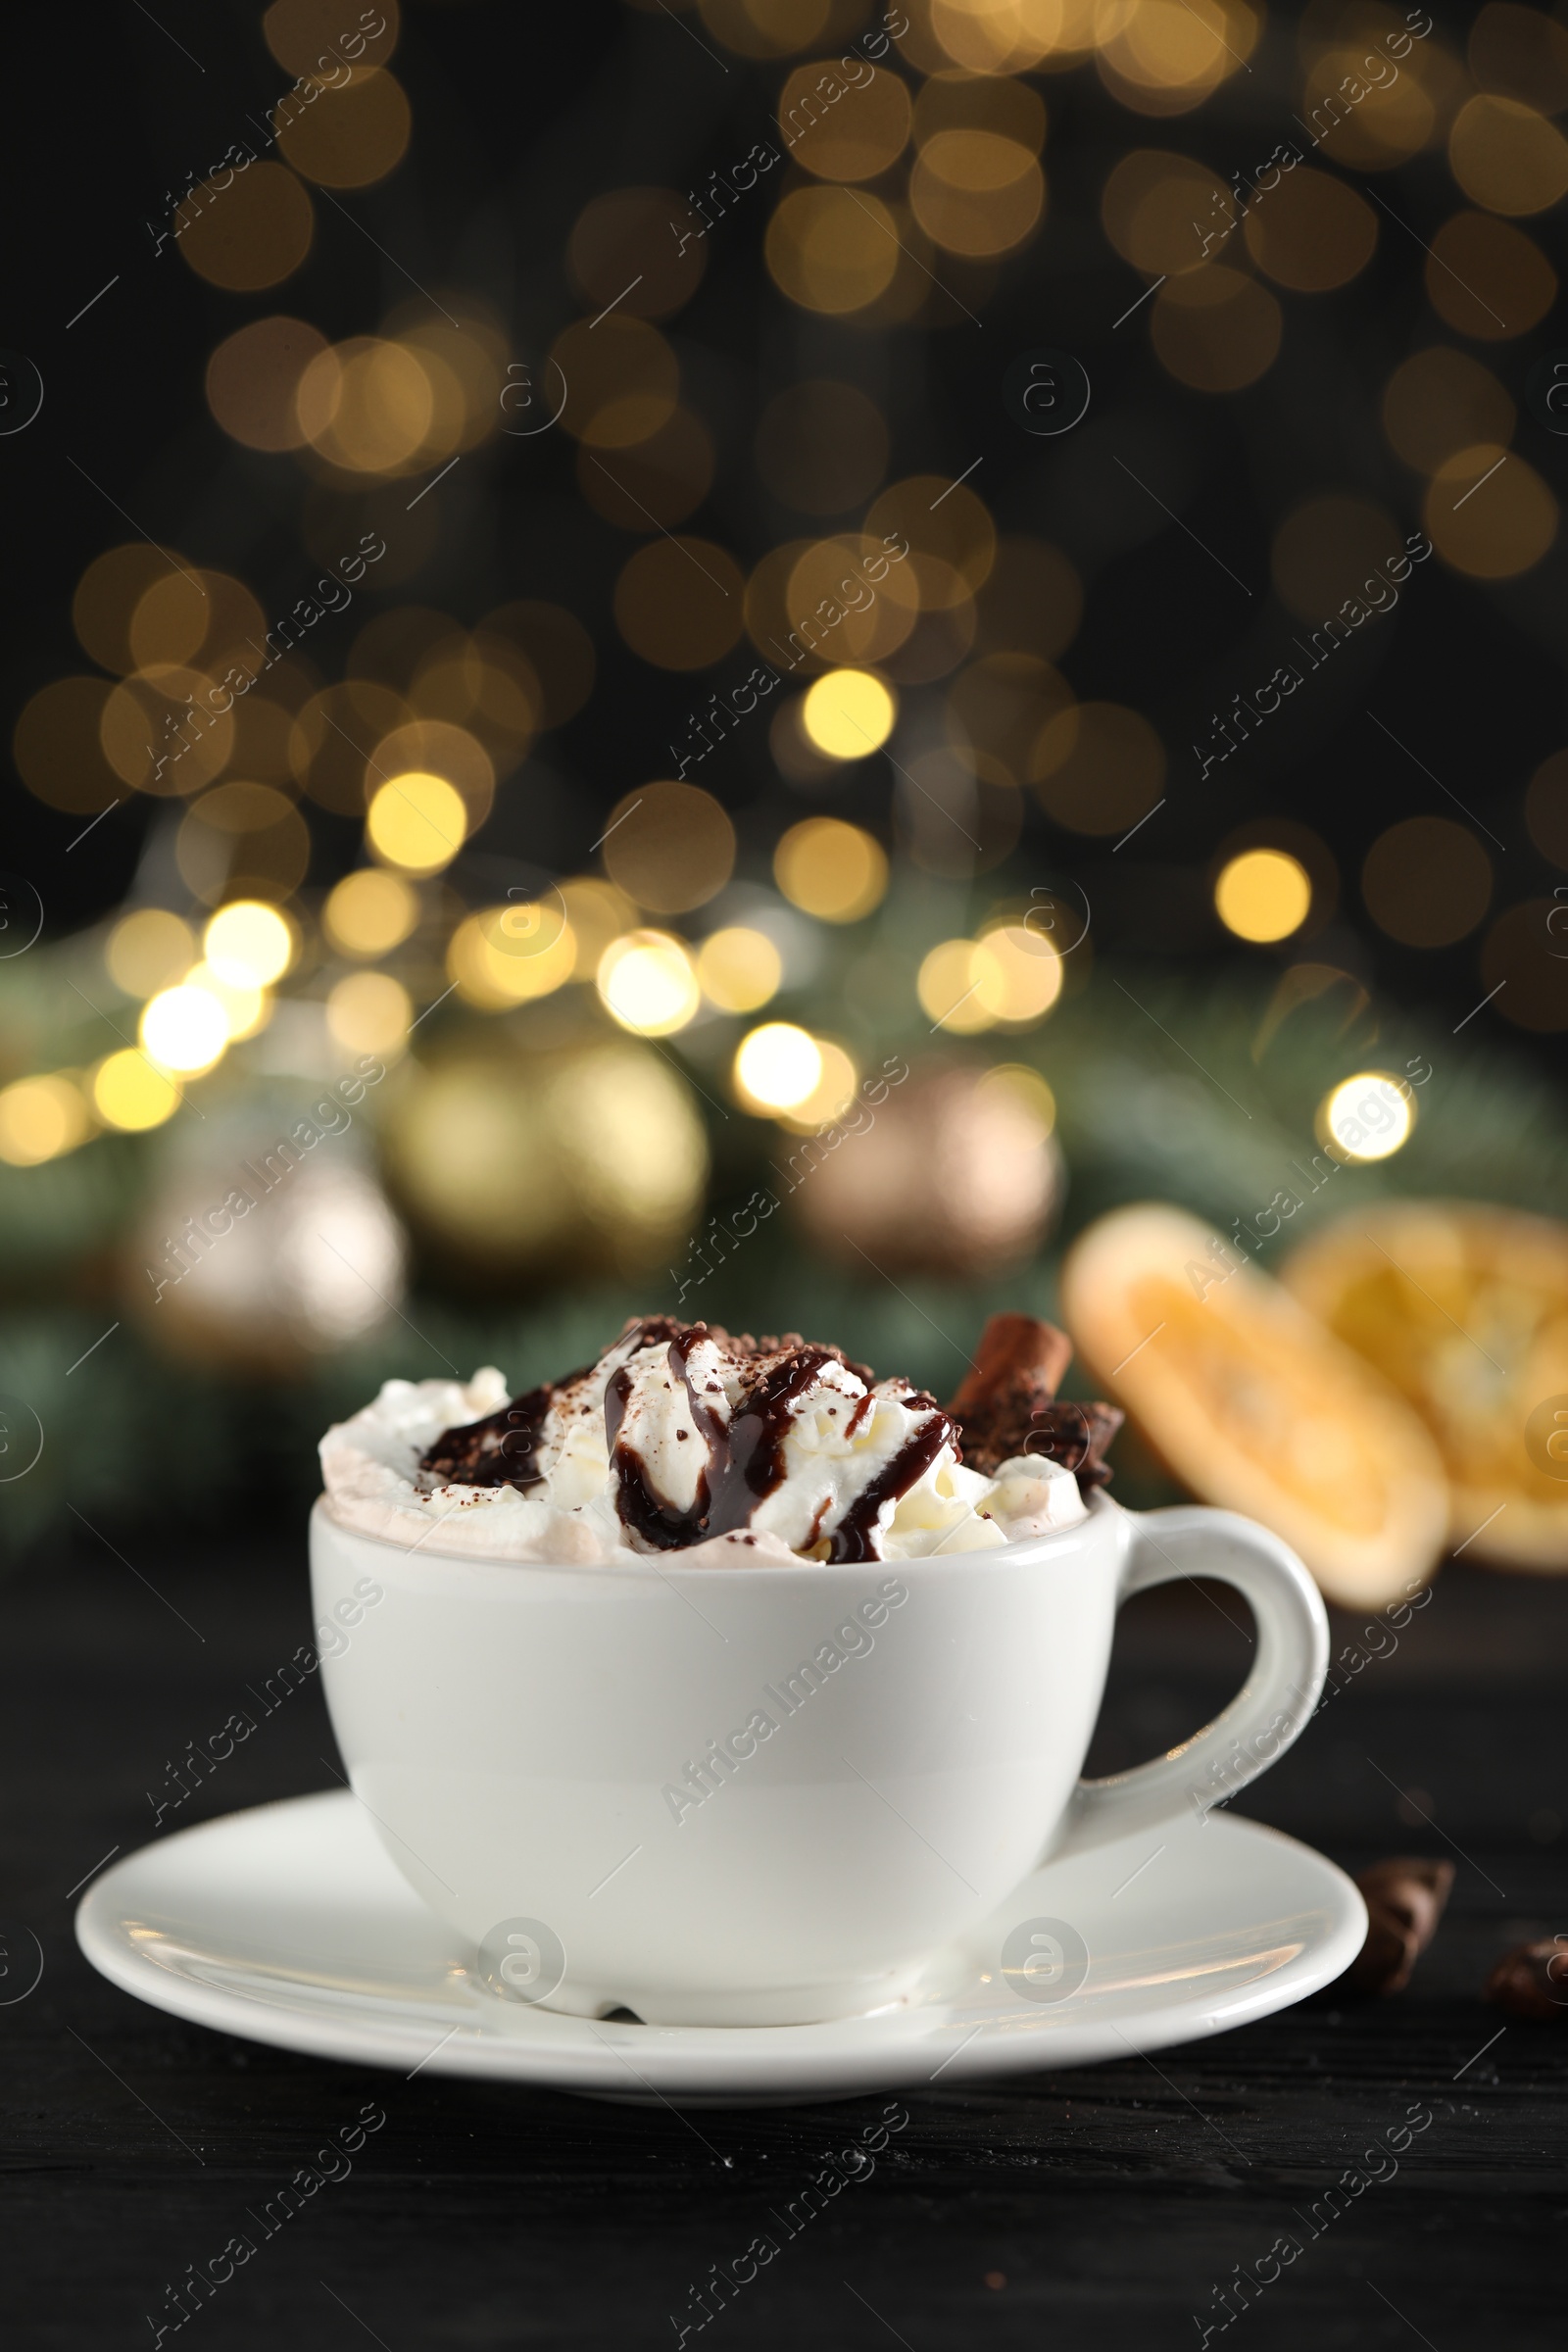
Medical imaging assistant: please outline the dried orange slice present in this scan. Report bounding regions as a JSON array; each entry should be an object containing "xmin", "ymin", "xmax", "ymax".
[
  {"xmin": 1061, "ymin": 1203, "xmax": 1448, "ymax": 1609},
  {"xmin": 1284, "ymin": 1201, "xmax": 1568, "ymax": 1572}
]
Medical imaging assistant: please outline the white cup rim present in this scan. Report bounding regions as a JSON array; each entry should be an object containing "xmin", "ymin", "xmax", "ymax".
[{"xmin": 310, "ymin": 1485, "xmax": 1120, "ymax": 1587}]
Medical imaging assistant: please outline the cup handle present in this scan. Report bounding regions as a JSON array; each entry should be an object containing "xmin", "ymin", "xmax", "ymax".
[{"xmin": 1049, "ymin": 1505, "xmax": 1329, "ymax": 1863}]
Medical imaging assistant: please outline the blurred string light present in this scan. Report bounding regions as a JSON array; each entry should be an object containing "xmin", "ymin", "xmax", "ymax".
[
  {"xmin": 0, "ymin": 1075, "xmax": 91, "ymax": 1168},
  {"xmin": 733, "ymin": 1022, "xmax": 822, "ymax": 1113},
  {"xmin": 140, "ymin": 982, "xmax": 229, "ymax": 1076},
  {"xmin": 917, "ymin": 922, "xmax": 1063, "ymax": 1032},
  {"xmin": 601, "ymin": 781, "xmax": 736, "ymax": 911},
  {"xmin": 366, "ymin": 771, "xmax": 466, "ymax": 873},
  {"xmin": 326, "ymin": 970, "xmax": 413, "ymax": 1054},
  {"xmin": 91, "ymin": 1052, "xmax": 181, "ymax": 1134},
  {"xmin": 1214, "ymin": 850, "xmax": 1312, "ymax": 944},
  {"xmin": 697, "ymin": 927, "xmax": 783, "ymax": 1012},
  {"xmin": 1318, "ymin": 1073, "xmax": 1415, "ymax": 1165},
  {"xmin": 323, "ymin": 868, "xmax": 420, "ymax": 957},
  {"xmin": 597, "ymin": 931, "xmax": 701, "ymax": 1035},
  {"xmin": 778, "ymin": 1040, "xmax": 858, "ymax": 1133},
  {"xmin": 801, "ymin": 669, "xmax": 897, "ymax": 760},
  {"xmin": 106, "ymin": 909, "xmax": 196, "ymax": 999},
  {"xmin": 773, "ymin": 818, "xmax": 888, "ymax": 921},
  {"xmin": 204, "ymin": 900, "xmax": 295, "ymax": 988},
  {"xmin": 448, "ymin": 906, "xmax": 577, "ymax": 1010}
]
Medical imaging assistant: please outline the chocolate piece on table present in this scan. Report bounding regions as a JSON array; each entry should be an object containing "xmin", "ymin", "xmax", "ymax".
[
  {"xmin": 1347, "ymin": 1857, "xmax": 1455, "ymax": 1994},
  {"xmin": 1485, "ymin": 1938, "xmax": 1568, "ymax": 2022},
  {"xmin": 947, "ymin": 1313, "xmax": 1122, "ymax": 1492}
]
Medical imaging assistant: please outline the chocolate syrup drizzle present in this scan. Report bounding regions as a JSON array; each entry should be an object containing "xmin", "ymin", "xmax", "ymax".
[
  {"xmin": 607, "ymin": 1325, "xmax": 953, "ymax": 1560},
  {"xmin": 420, "ymin": 1317, "xmax": 955, "ymax": 1559}
]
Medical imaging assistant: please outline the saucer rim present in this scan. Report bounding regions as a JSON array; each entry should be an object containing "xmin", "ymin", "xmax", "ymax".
[{"xmin": 75, "ymin": 1791, "xmax": 1367, "ymax": 2102}]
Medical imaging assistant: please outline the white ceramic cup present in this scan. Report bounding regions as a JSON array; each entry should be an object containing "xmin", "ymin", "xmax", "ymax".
[{"xmin": 311, "ymin": 1492, "xmax": 1327, "ymax": 2027}]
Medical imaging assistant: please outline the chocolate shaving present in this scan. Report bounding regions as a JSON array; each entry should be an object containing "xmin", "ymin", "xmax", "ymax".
[
  {"xmin": 1485, "ymin": 1938, "xmax": 1568, "ymax": 2022},
  {"xmin": 1348, "ymin": 1858, "xmax": 1455, "ymax": 1994},
  {"xmin": 947, "ymin": 1312, "xmax": 1121, "ymax": 1492}
]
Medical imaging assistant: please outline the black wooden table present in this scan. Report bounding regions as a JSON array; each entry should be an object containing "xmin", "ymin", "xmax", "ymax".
[{"xmin": 4, "ymin": 1532, "xmax": 1564, "ymax": 2350}]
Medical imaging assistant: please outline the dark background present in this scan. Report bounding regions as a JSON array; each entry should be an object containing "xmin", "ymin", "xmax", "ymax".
[{"xmin": 4, "ymin": 4, "xmax": 1567, "ymax": 2345}]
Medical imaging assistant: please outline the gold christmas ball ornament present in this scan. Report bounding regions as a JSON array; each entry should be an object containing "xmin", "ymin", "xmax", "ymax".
[
  {"xmin": 381, "ymin": 1036, "xmax": 709, "ymax": 1284},
  {"xmin": 788, "ymin": 1057, "xmax": 1061, "ymax": 1279},
  {"xmin": 126, "ymin": 1110, "xmax": 409, "ymax": 1376}
]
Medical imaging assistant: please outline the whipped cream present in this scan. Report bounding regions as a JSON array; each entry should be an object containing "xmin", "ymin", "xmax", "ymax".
[{"xmin": 319, "ymin": 1319, "xmax": 1089, "ymax": 1566}]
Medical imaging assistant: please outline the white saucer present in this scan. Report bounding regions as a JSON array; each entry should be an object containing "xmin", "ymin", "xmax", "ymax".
[{"xmin": 76, "ymin": 1792, "xmax": 1365, "ymax": 2106}]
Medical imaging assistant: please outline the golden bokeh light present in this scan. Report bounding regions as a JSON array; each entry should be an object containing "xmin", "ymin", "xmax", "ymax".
[
  {"xmin": 1097, "ymin": 0, "xmax": 1258, "ymax": 111},
  {"xmin": 1425, "ymin": 444, "xmax": 1557, "ymax": 578},
  {"xmin": 733, "ymin": 1021, "xmax": 822, "ymax": 1113},
  {"xmin": 1320, "ymin": 1074, "xmax": 1415, "ymax": 1163},
  {"xmin": 1030, "ymin": 702, "xmax": 1165, "ymax": 836},
  {"xmin": 784, "ymin": 535, "xmax": 916, "ymax": 666},
  {"xmin": 291, "ymin": 680, "xmax": 412, "ymax": 814},
  {"xmin": 92, "ymin": 1050, "xmax": 181, "ymax": 1134},
  {"xmin": 801, "ymin": 669, "xmax": 897, "ymax": 760},
  {"xmin": 141, "ymin": 982, "xmax": 229, "ymax": 1075},
  {"xmin": 296, "ymin": 336, "xmax": 436, "ymax": 473},
  {"xmin": 929, "ymin": 0, "xmax": 1090, "ymax": 76},
  {"xmin": 275, "ymin": 69, "xmax": 412, "ymax": 187},
  {"xmin": 0, "ymin": 1076, "xmax": 91, "ymax": 1168},
  {"xmin": 1448, "ymin": 95, "xmax": 1568, "ymax": 216},
  {"xmin": 263, "ymin": 0, "xmax": 400, "ymax": 72},
  {"xmin": 1382, "ymin": 347, "xmax": 1514, "ymax": 475},
  {"xmin": 184, "ymin": 958, "xmax": 270, "ymax": 1045},
  {"xmin": 559, "ymin": 877, "xmax": 640, "ymax": 974},
  {"xmin": 366, "ymin": 771, "xmax": 467, "ymax": 874},
  {"xmin": 448, "ymin": 908, "xmax": 576, "ymax": 1012},
  {"xmin": 1269, "ymin": 495, "xmax": 1404, "ymax": 620},
  {"xmin": 106, "ymin": 909, "xmax": 196, "ymax": 1000},
  {"xmin": 177, "ymin": 161, "xmax": 315, "ymax": 291},
  {"xmin": 1301, "ymin": 46, "xmax": 1435, "ymax": 170},
  {"xmin": 1244, "ymin": 170, "xmax": 1377, "ymax": 292},
  {"xmin": 73, "ymin": 545, "xmax": 182, "ymax": 675},
  {"xmin": 1361, "ymin": 817, "xmax": 1492, "ymax": 949},
  {"xmin": 773, "ymin": 817, "xmax": 889, "ymax": 921},
  {"xmin": 1214, "ymin": 849, "xmax": 1312, "ymax": 943},
  {"xmin": 597, "ymin": 930, "xmax": 702, "ymax": 1036},
  {"xmin": 1425, "ymin": 213, "xmax": 1556, "ymax": 341},
  {"xmin": 697, "ymin": 0, "xmax": 832, "ymax": 61},
  {"xmin": 917, "ymin": 939, "xmax": 994, "ymax": 1033},
  {"xmin": 1151, "ymin": 266, "xmax": 1281, "ymax": 392},
  {"xmin": 754, "ymin": 380, "xmax": 888, "ymax": 514},
  {"xmin": 975, "ymin": 1060, "xmax": 1055, "ymax": 1136},
  {"xmin": 1525, "ymin": 750, "xmax": 1568, "ymax": 871},
  {"xmin": 203, "ymin": 900, "xmax": 295, "ymax": 988},
  {"xmin": 866, "ymin": 476, "xmax": 997, "ymax": 606},
  {"xmin": 779, "ymin": 60, "xmax": 911, "ymax": 180},
  {"xmin": 175, "ymin": 782, "xmax": 311, "ymax": 905},
  {"xmin": 777, "ymin": 1038, "xmax": 858, "ymax": 1133},
  {"xmin": 601, "ymin": 781, "xmax": 737, "ymax": 912},
  {"xmin": 370, "ymin": 718, "xmax": 494, "ymax": 834},
  {"xmin": 973, "ymin": 921, "xmax": 1063, "ymax": 1023},
  {"xmin": 612, "ymin": 540, "xmax": 747, "ymax": 670},
  {"xmin": 1480, "ymin": 901, "xmax": 1568, "ymax": 1031},
  {"xmin": 102, "ymin": 664, "xmax": 236, "ymax": 797},
  {"xmin": 914, "ymin": 70, "xmax": 1046, "ymax": 154},
  {"xmin": 553, "ymin": 315, "xmax": 679, "ymax": 449},
  {"xmin": 1102, "ymin": 148, "xmax": 1230, "ymax": 276},
  {"xmin": 325, "ymin": 969, "xmax": 414, "ymax": 1053},
  {"xmin": 909, "ymin": 130, "xmax": 1045, "ymax": 257},
  {"xmin": 948, "ymin": 651, "xmax": 1074, "ymax": 791},
  {"xmin": 207, "ymin": 317, "xmax": 328, "ymax": 451},
  {"xmin": 764, "ymin": 186, "xmax": 901, "ymax": 314},
  {"xmin": 323, "ymin": 868, "xmax": 420, "ymax": 957},
  {"xmin": 697, "ymin": 926, "xmax": 783, "ymax": 1012},
  {"xmin": 14, "ymin": 676, "xmax": 122, "ymax": 814}
]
